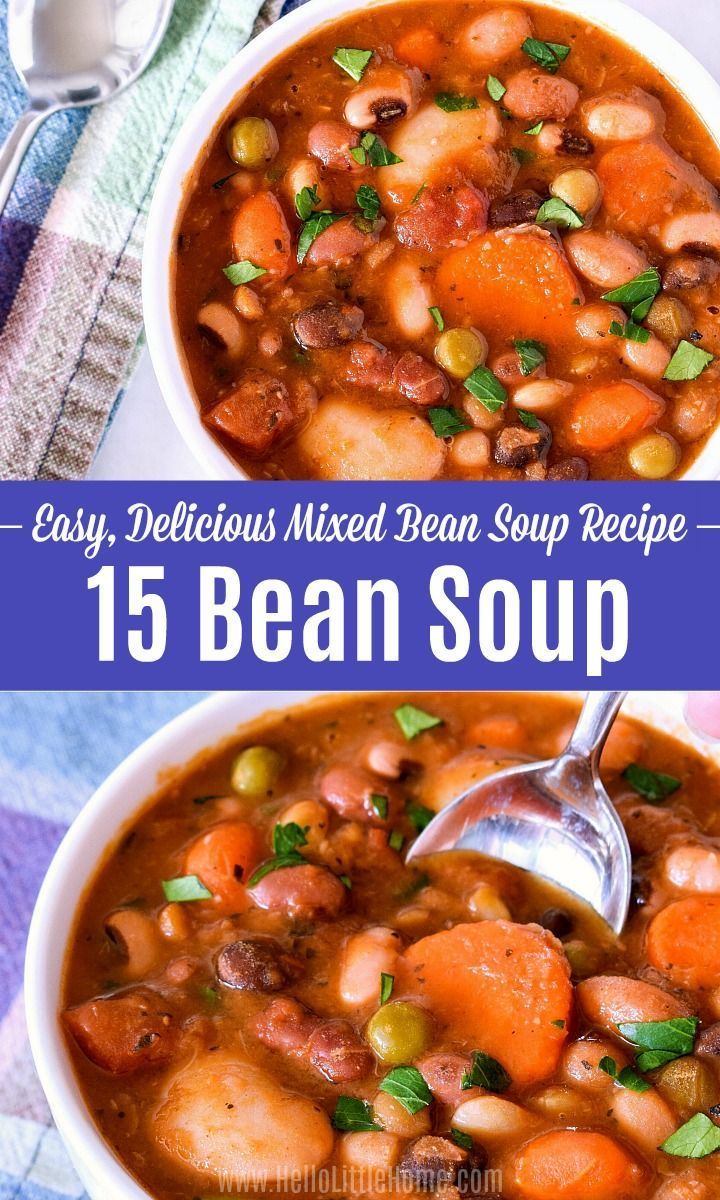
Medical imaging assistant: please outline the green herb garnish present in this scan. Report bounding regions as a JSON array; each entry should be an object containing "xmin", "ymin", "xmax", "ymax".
[
  {"xmin": 518, "ymin": 409, "xmax": 540, "ymax": 430},
  {"xmin": 379, "ymin": 1066, "xmax": 433, "ymax": 1114},
  {"xmin": 427, "ymin": 406, "xmax": 472, "ymax": 438},
  {"xmin": 536, "ymin": 196, "xmax": 584, "ymax": 229},
  {"xmin": 602, "ymin": 268, "xmax": 661, "ymax": 322},
  {"xmin": 511, "ymin": 146, "xmax": 535, "ymax": 165},
  {"xmin": 429, "ymin": 305, "xmax": 445, "ymax": 331},
  {"xmin": 435, "ymin": 92, "xmax": 478, "ymax": 112},
  {"xmin": 598, "ymin": 1056, "xmax": 650, "ymax": 1093},
  {"xmin": 663, "ymin": 340, "xmax": 715, "ymax": 382},
  {"xmin": 353, "ymin": 130, "xmax": 403, "ymax": 167},
  {"xmin": 618, "ymin": 1016, "xmax": 699, "ymax": 1072},
  {"xmin": 451, "ymin": 1128, "xmax": 473, "ymax": 1150},
  {"xmin": 332, "ymin": 47, "xmax": 373, "ymax": 81},
  {"xmin": 273, "ymin": 821, "xmax": 309, "ymax": 856},
  {"xmin": 161, "ymin": 875, "xmax": 212, "ymax": 902},
  {"xmin": 371, "ymin": 793, "xmax": 389, "ymax": 819},
  {"xmin": 407, "ymin": 802, "xmax": 434, "ymax": 833},
  {"xmin": 609, "ymin": 319, "xmax": 650, "ymax": 344},
  {"xmin": 464, "ymin": 365, "xmax": 507, "ymax": 412},
  {"xmin": 486, "ymin": 75, "xmax": 506, "ymax": 102},
  {"xmin": 332, "ymin": 1096, "xmax": 381, "ymax": 1131},
  {"xmin": 661, "ymin": 1113, "xmax": 720, "ymax": 1159},
  {"xmin": 394, "ymin": 703, "xmax": 443, "ymax": 740},
  {"xmin": 297, "ymin": 211, "xmax": 344, "ymax": 263},
  {"xmin": 356, "ymin": 183, "xmax": 381, "ymax": 223},
  {"xmin": 462, "ymin": 1051, "xmax": 511, "ymax": 1093},
  {"xmin": 223, "ymin": 260, "xmax": 267, "ymax": 285},
  {"xmin": 522, "ymin": 37, "xmax": 571, "ymax": 73},
  {"xmin": 524, "ymin": 120, "xmax": 544, "ymax": 136},
  {"xmin": 380, "ymin": 972, "xmax": 395, "ymax": 1004},
  {"xmin": 514, "ymin": 338, "xmax": 546, "ymax": 376},
  {"xmin": 295, "ymin": 184, "xmax": 320, "ymax": 221},
  {"xmin": 389, "ymin": 830, "xmax": 405, "ymax": 852},
  {"xmin": 623, "ymin": 764, "xmax": 681, "ymax": 803}
]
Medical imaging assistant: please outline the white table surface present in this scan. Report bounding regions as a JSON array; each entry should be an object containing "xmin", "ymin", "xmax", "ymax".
[{"xmin": 89, "ymin": 0, "xmax": 720, "ymax": 480}]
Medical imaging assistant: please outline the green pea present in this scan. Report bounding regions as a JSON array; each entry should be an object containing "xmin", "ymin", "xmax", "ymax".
[
  {"xmin": 230, "ymin": 746, "xmax": 284, "ymax": 795},
  {"xmin": 226, "ymin": 117, "xmax": 279, "ymax": 170},
  {"xmin": 366, "ymin": 1002, "xmax": 432, "ymax": 1064},
  {"xmin": 434, "ymin": 328, "xmax": 488, "ymax": 379}
]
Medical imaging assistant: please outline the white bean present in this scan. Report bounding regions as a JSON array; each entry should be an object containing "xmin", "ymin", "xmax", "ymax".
[
  {"xmin": 452, "ymin": 1096, "xmax": 536, "ymax": 1143},
  {"xmin": 584, "ymin": 95, "xmax": 657, "ymax": 141},
  {"xmin": 622, "ymin": 333, "xmax": 671, "ymax": 380},
  {"xmin": 448, "ymin": 430, "xmax": 491, "ymax": 473},
  {"xmin": 565, "ymin": 231, "xmax": 648, "ymax": 290},
  {"xmin": 461, "ymin": 7, "xmax": 533, "ymax": 63},
  {"xmin": 339, "ymin": 926, "xmax": 402, "ymax": 1007},
  {"xmin": 610, "ymin": 1087, "xmax": 677, "ymax": 1154},
  {"xmin": 665, "ymin": 843, "xmax": 720, "ymax": 892},
  {"xmin": 338, "ymin": 1131, "xmax": 401, "ymax": 1171},
  {"xmin": 512, "ymin": 379, "xmax": 572, "ymax": 412},
  {"xmin": 388, "ymin": 257, "xmax": 435, "ymax": 339},
  {"xmin": 296, "ymin": 397, "xmax": 446, "ymax": 480}
]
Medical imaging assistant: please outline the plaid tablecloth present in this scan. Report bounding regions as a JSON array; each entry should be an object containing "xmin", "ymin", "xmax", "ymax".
[
  {"xmin": 0, "ymin": 692, "xmax": 206, "ymax": 1197},
  {"xmin": 0, "ymin": 0, "xmax": 298, "ymax": 481}
]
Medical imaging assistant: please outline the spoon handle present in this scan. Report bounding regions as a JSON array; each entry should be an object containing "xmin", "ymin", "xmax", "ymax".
[
  {"xmin": 564, "ymin": 691, "xmax": 628, "ymax": 766},
  {"xmin": 0, "ymin": 107, "xmax": 52, "ymax": 219}
]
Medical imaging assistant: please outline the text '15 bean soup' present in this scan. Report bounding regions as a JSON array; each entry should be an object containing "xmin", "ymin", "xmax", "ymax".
[
  {"xmin": 172, "ymin": 2, "xmax": 720, "ymax": 481},
  {"xmin": 63, "ymin": 693, "xmax": 720, "ymax": 1199}
]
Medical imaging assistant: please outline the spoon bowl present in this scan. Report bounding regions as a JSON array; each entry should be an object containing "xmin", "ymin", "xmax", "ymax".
[
  {"xmin": 1, "ymin": 0, "xmax": 174, "ymax": 215},
  {"xmin": 407, "ymin": 692, "xmax": 633, "ymax": 933}
]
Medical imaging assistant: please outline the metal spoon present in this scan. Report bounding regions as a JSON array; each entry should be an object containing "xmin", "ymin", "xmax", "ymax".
[
  {"xmin": 1, "ymin": 0, "xmax": 174, "ymax": 217},
  {"xmin": 407, "ymin": 691, "xmax": 632, "ymax": 933}
]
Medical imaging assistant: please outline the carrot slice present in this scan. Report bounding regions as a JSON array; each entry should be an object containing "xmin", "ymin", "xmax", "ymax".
[
  {"xmin": 394, "ymin": 27, "xmax": 442, "ymax": 71},
  {"xmin": 185, "ymin": 820, "xmax": 261, "ymax": 913},
  {"xmin": 647, "ymin": 896, "xmax": 720, "ymax": 989},
  {"xmin": 230, "ymin": 191, "xmax": 293, "ymax": 279},
  {"xmin": 403, "ymin": 921, "xmax": 571, "ymax": 1086},
  {"xmin": 568, "ymin": 381, "xmax": 664, "ymax": 452},
  {"xmin": 597, "ymin": 141, "xmax": 710, "ymax": 233},
  {"xmin": 511, "ymin": 1130, "xmax": 646, "ymax": 1200},
  {"xmin": 435, "ymin": 227, "xmax": 583, "ymax": 341}
]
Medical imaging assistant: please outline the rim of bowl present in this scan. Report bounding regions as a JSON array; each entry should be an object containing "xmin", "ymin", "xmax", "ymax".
[
  {"xmin": 142, "ymin": 0, "xmax": 720, "ymax": 482},
  {"xmin": 24, "ymin": 689, "xmax": 720, "ymax": 1199}
]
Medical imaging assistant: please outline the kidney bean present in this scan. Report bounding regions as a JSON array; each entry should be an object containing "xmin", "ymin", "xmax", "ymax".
[
  {"xmin": 417, "ymin": 1052, "xmax": 481, "ymax": 1107},
  {"xmin": 307, "ymin": 120, "xmax": 362, "ymax": 172},
  {"xmin": 216, "ymin": 937, "xmax": 301, "ymax": 991},
  {"xmin": 309, "ymin": 1020, "xmax": 375, "ymax": 1082},
  {"xmin": 249, "ymin": 863, "xmax": 347, "ymax": 919},
  {"xmin": 343, "ymin": 342, "xmax": 449, "ymax": 406},
  {"xmin": 292, "ymin": 302, "xmax": 365, "ymax": 349},
  {"xmin": 321, "ymin": 763, "xmax": 395, "ymax": 824}
]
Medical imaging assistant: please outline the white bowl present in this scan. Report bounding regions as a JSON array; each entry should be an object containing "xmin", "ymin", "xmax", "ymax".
[
  {"xmin": 25, "ymin": 688, "xmax": 720, "ymax": 1200},
  {"xmin": 142, "ymin": 0, "xmax": 720, "ymax": 481}
]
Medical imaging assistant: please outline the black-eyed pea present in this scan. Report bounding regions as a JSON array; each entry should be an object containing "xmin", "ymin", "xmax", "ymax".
[
  {"xmin": 622, "ymin": 333, "xmax": 671, "ymax": 381},
  {"xmin": 536, "ymin": 122, "xmax": 564, "ymax": 155},
  {"xmin": 104, "ymin": 909, "xmax": 162, "ymax": 978},
  {"xmin": 374, "ymin": 1089, "xmax": 432, "ymax": 1136},
  {"xmin": 365, "ymin": 740, "xmax": 408, "ymax": 780},
  {"xmin": 448, "ymin": 431, "xmax": 491, "ymax": 474},
  {"xmin": 512, "ymin": 379, "xmax": 572, "ymax": 412},
  {"xmin": 435, "ymin": 327, "xmax": 488, "ymax": 378},
  {"xmin": 467, "ymin": 880, "xmax": 511, "ymax": 921},
  {"xmin": 645, "ymin": 296, "xmax": 693, "ymax": 346},
  {"xmin": 575, "ymin": 303, "xmax": 626, "ymax": 346},
  {"xmin": 197, "ymin": 302, "xmax": 246, "ymax": 356},
  {"xmin": 628, "ymin": 432, "xmax": 680, "ymax": 479},
  {"xmin": 661, "ymin": 211, "xmax": 720, "ymax": 254},
  {"xmin": 233, "ymin": 285, "xmax": 264, "ymax": 321},
  {"xmin": 583, "ymin": 95, "xmax": 658, "ymax": 141},
  {"xmin": 452, "ymin": 1096, "xmax": 538, "ymax": 1145},
  {"xmin": 344, "ymin": 63, "xmax": 420, "ymax": 129},
  {"xmin": 550, "ymin": 168, "xmax": 601, "ymax": 218}
]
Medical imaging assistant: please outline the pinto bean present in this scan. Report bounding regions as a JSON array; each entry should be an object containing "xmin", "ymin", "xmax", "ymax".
[
  {"xmin": 253, "ymin": 996, "xmax": 320, "ymax": 1054},
  {"xmin": 343, "ymin": 342, "xmax": 449, "ymax": 406},
  {"xmin": 547, "ymin": 456, "xmax": 590, "ymax": 480},
  {"xmin": 617, "ymin": 799, "xmax": 695, "ymax": 856},
  {"xmin": 394, "ymin": 184, "xmax": 489, "ymax": 250},
  {"xmin": 216, "ymin": 937, "xmax": 301, "ymax": 991},
  {"xmin": 576, "ymin": 975, "xmax": 691, "ymax": 1032},
  {"xmin": 576, "ymin": 302, "xmax": 626, "ymax": 345},
  {"xmin": 621, "ymin": 333, "xmax": 671, "ymax": 381},
  {"xmin": 418, "ymin": 1052, "xmax": 480, "ymax": 1107},
  {"xmin": 488, "ymin": 189, "xmax": 543, "ymax": 228},
  {"xmin": 309, "ymin": 1020, "xmax": 375, "ymax": 1082},
  {"xmin": 249, "ymin": 863, "xmax": 346, "ymax": 919},
  {"xmin": 292, "ymin": 302, "xmax": 364, "ymax": 349},
  {"xmin": 307, "ymin": 120, "xmax": 362, "ymax": 172},
  {"xmin": 321, "ymin": 764, "xmax": 395, "ymax": 824},
  {"xmin": 461, "ymin": 7, "xmax": 533, "ymax": 63},
  {"xmin": 663, "ymin": 253, "xmax": 720, "ymax": 292},
  {"xmin": 504, "ymin": 70, "xmax": 580, "ymax": 122},
  {"xmin": 565, "ymin": 231, "xmax": 648, "ymax": 290},
  {"xmin": 344, "ymin": 63, "xmax": 421, "ymax": 129},
  {"xmin": 204, "ymin": 369, "xmax": 300, "ymax": 456},
  {"xmin": 494, "ymin": 420, "xmax": 551, "ymax": 468},
  {"xmin": 562, "ymin": 1037, "xmax": 629, "ymax": 1093},
  {"xmin": 304, "ymin": 216, "xmax": 382, "ymax": 266},
  {"xmin": 63, "ymin": 989, "xmax": 178, "ymax": 1073}
]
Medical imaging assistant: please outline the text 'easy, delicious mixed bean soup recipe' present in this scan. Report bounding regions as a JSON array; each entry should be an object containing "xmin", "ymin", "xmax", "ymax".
[
  {"xmin": 65, "ymin": 694, "xmax": 720, "ymax": 1200},
  {"xmin": 174, "ymin": 2, "xmax": 720, "ymax": 481}
]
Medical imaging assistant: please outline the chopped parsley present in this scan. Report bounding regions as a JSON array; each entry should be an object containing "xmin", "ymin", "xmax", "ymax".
[
  {"xmin": 371, "ymin": 792, "xmax": 389, "ymax": 819},
  {"xmin": 451, "ymin": 1128, "xmax": 473, "ymax": 1150},
  {"xmin": 511, "ymin": 146, "xmax": 535, "ymax": 165},
  {"xmin": 663, "ymin": 339, "xmax": 715, "ymax": 381},
  {"xmin": 623, "ymin": 763, "xmax": 681, "ymax": 803},
  {"xmin": 247, "ymin": 820, "xmax": 308, "ymax": 885},
  {"xmin": 518, "ymin": 409, "xmax": 540, "ymax": 430},
  {"xmin": 411, "ymin": 182, "xmax": 428, "ymax": 205},
  {"xmin": 536, "ymin": 196, "xmax": 584, "ymax": 229},
  {"xmin": 609, "ymin": 319, "xmax": 650, "ymax": 344},
  {"xmin": 388, "ymin": 830, "xmax": 405, "ymax": 851},
  {"xmin": 602, "ymin": 268, "xmax": 661, "ymax": 323},
  {"xmin": 295, "ymin": 183, "xmax": 320, "ymax": 221},
  {"xmin": 332, "ymin": 1096, "xmax": 380, "ymax": 1131},
  {"xmin": 522, "ymin": 37, "xmax": 571, "ymax": 73},
  {"xmin": 435, "ymin": 92, "xmax": 478, "ymax": 112},
  {"xmin": 161, "ymin": 875, "xmax": 212, "ymax": 902},
  {"xmin": 296, "ymin": 211, "xmax": 344, "ymax": 263},
  {"xmin": 380, "ymin": 972, "xmax": 395, "ymax": 1004},
  {"xmin": 407, "ymin": 802, "xmax": 434, "ymax": 832},
  {"xmin": 356, "ymin": 183, "xmax": 381, "ymax": 223},
  {"xmin": 514, "ymin": 338, "xmax": 547, "ymax": 376},
  {"xmin": 272, "ymin": 820, "xmax": 308, "ymax": 856},
  {"xmin": 428, "ymin": 305, "xmax": 445, "ymax": 331},
  {"xmin": 222, "ymin": 259, "xmax": 267, "ymax": 285},
  {"xmin": 332, "ymin": 47, "xmax": 373, "ymax": 81},
  {"xmin": 394, "ymin": 702, "xmax": 443, "ymax": 740},
  {"xmin": 524, "ymin": 120, "xmax": 544, "ymax": 136},
  {"xmin": 462, "ymin": 1051, "xmax": 511, "ymax": 1093},
  {"xmin": 340, "ymin": 873, "xmax": 353, "ymax": 889},
  {"xmin": 598, "ymin": 1056, "xmax": 650, "ymax": 1093},
  {"xmin": 379, "ymin": 1066, "xmax": 433, "ymax": 1114},
  {"xmin": 661, "ymin": 1113, "xmax": 720, "ymax": 1159},
  {"xmin": 464, "ymin": 365, "xmax": 507, "ymax": 412},
  {"xmin": 486, "ymin": 75, "xmax": 506, "ymax": 102},
  {"xmin": 427, "ymin": 406, "xmax": 472, "ymax": 438},
  {"xmin": 618, "ymin": 1016, "xmax": 699, "ymax": 1072},
  {"xmin": 352, "ymin": 130, "xmax": 403, "ymax": 167}
]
